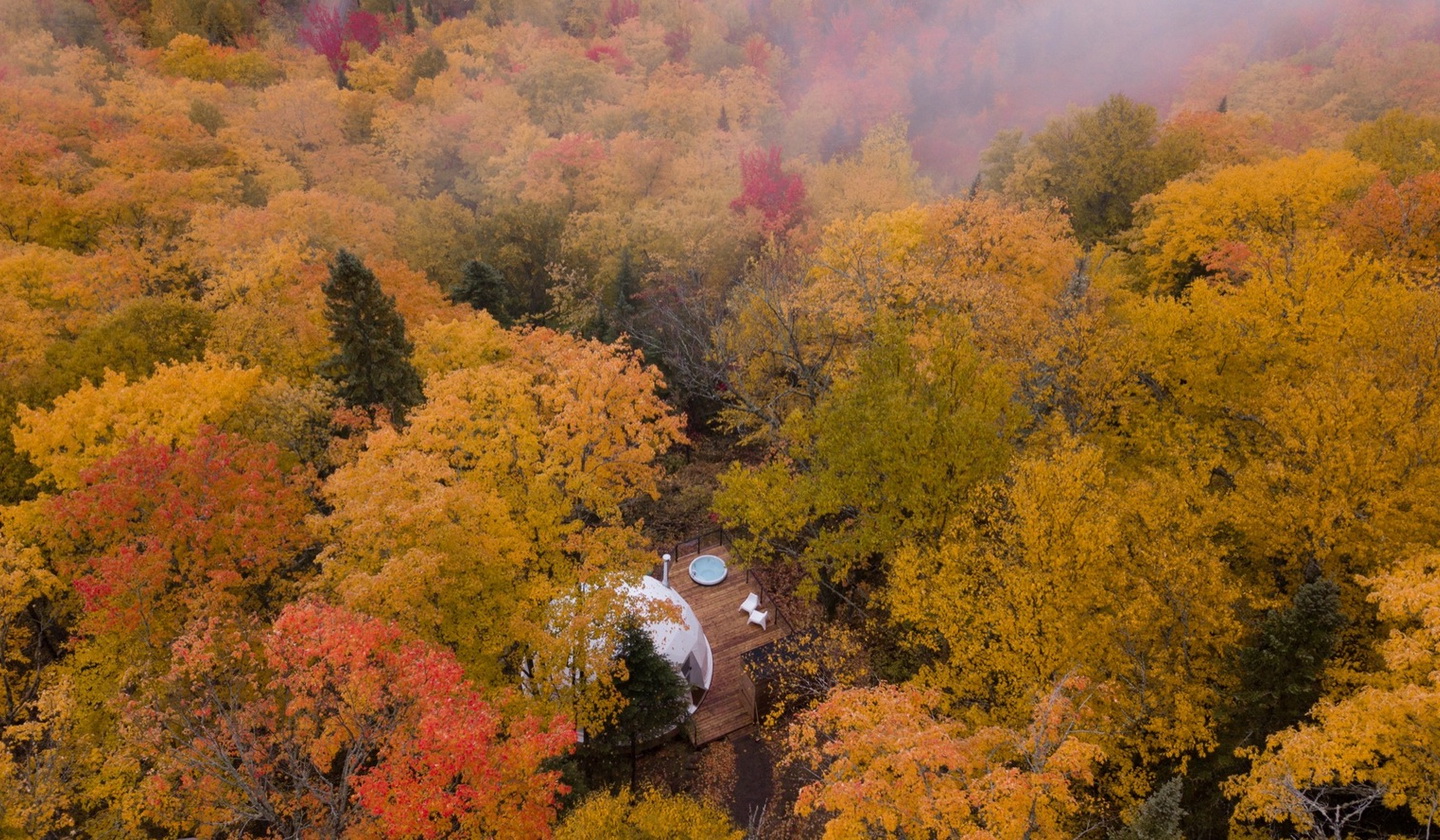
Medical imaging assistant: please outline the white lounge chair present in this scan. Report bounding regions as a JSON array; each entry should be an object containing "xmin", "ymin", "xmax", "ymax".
[
  {"xmin": 747, "ymin": 609, "xmax": 768, "ymax": 630},
  {"xmin": 739, "ymin": 592, "xmax": 759, "ymax": 614}
]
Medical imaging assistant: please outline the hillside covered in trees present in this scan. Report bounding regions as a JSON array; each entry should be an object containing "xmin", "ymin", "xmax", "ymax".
[{"xmin": 3, "ymin": 0, "xmax": 1440, "ymax": 837}]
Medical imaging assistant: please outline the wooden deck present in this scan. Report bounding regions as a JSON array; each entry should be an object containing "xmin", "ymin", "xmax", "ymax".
[{"xmin": 666, "ymin": 542, "xmax": 790, "ymax": 745}]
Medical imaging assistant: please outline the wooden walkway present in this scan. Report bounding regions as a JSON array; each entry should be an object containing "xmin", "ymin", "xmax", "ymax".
[{"xmin": 667, "ymin": 541, "xmax": 790, "ymax": 745}]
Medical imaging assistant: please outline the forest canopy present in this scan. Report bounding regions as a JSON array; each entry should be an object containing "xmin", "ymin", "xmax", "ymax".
[{"xmin": 2, "ymin": 0, "xmax": 1440, "ymax": 837}]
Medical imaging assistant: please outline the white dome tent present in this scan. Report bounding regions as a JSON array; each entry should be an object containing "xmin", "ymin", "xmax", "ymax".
[
  {"xmin": 523, "ymin": 573, "xmax": 714, "ymax": 719},
  {"xmin": 620, "ymin": 575, "xmax": 713, "ymax": 711}
]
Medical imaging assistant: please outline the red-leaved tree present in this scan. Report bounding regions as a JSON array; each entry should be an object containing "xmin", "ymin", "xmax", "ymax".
[
  {"xmin": 585, "ymin": 43, "xmax": 633, "ymax": 72},
  {"xmin": 606, "ymin": 0, "xmax": 638, "ymax": 27},
  {"xmin": 731, "ymin": 146, "xmax": 807, "ymax": 236},
  {"xmin": 130, "ymin": 602, "xmax": 574, "ymax": 838},
  {"xmin": 44, "ymin": 430, "xmax": 314, "ymax": 647},
  {"xmin": 345, "ymin": 8, "xmax": 383, "ymax": 53},
  {"xmin": 299, "ymin": 1, "xmax": 349, "ymax": 84},
  {"xmin": 664, "ymin": 23, "xmax": 692, "ymax": 63}
]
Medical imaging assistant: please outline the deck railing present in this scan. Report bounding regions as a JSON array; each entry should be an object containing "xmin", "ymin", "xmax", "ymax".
[
  {"xmin": 661, "ymin": 527, "xmax": 795, "ymax": 636},
  {"xmin": 671, "ymin": 527, "xmax": 728, "ymax": 560},
  {"xmin": 653, "ymin": 528, "xmax": 730, "ymax": 585},
  {"xmin": 742, "ymin": 567, "xmax": 793, "ymax": 636}
]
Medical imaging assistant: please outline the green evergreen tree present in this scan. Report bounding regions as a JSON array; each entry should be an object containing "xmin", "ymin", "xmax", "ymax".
[
  {"xmin": 606, "ymin": 248, "xmax": 639, "ymax": 342},
  {"xmin": 321, "ymin": 249, "xmax": 425, "ymax": 426},
  {"xmin": 1179, "ymin": 577, "xmax": 1345, "ymax": 839},
  {"xmin": 1234, "ymin": 576, "xmax": 1345, "ymax": 732},
  {"xmin": 450, "ymin": 259, "xmax": 513, "ymax": 326},
  {"xmin": 608, "ymin": 619, "xmax": 690, "ymax": 788}
]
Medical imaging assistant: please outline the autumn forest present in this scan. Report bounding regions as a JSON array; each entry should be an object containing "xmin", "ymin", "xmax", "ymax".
[{"xmin": 3, "ymin": 0, "xmax": 1440, "ymax": 837}]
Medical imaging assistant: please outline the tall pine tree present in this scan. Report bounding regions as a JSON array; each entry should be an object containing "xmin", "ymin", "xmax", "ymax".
[
  {"xmin": 321, "ymin": 249, "xmax": 425, "ymax": 426},
  {"xmin": 449, "ymin": 259, "xmax": 512, "ymax": 326},
  {"xmin": 607, "ymin": 619, "xmax": 691, "ymax": 788},
  {"xmin": 605, "ymin": 248, "xmax": 638, "ymax": 343},
  {"xmin": 1179, "ymin": 577, "xmax": 1345, "ymax": 839}
]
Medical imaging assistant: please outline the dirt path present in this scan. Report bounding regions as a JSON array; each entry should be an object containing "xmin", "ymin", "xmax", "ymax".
[{"xmin": 729, "ymin": 733, "xmax": 774, "ymax": 830}]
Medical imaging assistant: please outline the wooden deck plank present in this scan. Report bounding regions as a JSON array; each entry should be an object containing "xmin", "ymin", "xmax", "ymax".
[{"xmin": 664, "ymin": 544, "xmax": 791, "ymax": 745}]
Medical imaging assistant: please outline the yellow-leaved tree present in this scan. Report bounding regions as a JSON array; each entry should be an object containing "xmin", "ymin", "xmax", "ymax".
[
  {"xmin": 0, "ymin": 537, "xmax": 59, "ymax": 729},
  {"xmin": 886, "ymin": 441, "xmax": 1243, "ymax": 778},
  {"xmin": 714, "ymin": 198, "xmax": 1077, "ymax": 443},
  {"xmin": 0, "ymin": 539, "xmax": 66, "ymax": 837},
  {"xmin": 555, "ymin": 788, "xmax": 744, "ymax": 840},
  {"xmin": 11, "ymin": 357, "xmax": 264, "ymax": 490},
  {"xmin": 1116, "ymin": 240, "xmax": 1440, "ymax": 603},
  {"xmin": 317, "ymin": 316, "xmax": 686, "ymax": 731},
  {"xmin": 796, "ymin": 196, "xmax": 1078, "ymax": 370},
  {"xmin": 1133, "ymin": 149, "xmax": 1379, "ymax": 293}
]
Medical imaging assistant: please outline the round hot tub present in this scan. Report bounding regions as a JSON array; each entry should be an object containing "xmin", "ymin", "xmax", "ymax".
[{"xmin": 688, "ymin": 554, "xmax": 728, "ymax": 585}]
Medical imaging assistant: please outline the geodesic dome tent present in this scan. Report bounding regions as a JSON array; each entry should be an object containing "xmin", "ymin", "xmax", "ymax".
[{"xmin": 623, "ymin": 575, "xmax": 713, "ymax": 709}]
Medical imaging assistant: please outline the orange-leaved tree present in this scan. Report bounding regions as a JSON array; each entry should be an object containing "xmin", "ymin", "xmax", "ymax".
[
  {"xmin": 127, "ymin": 601, "xmax": 574, "ymax": 838},
  {"xmin": 784, "ymin": 678, "xmax": 1105, "ymax": 839},
  {"xmin": 0, "ymin": 430, "xmax": 317, "ymax": 835},
  {"xmin": 1338, "ymin": 172, "xmax": 1440, "ymax": 287}
]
